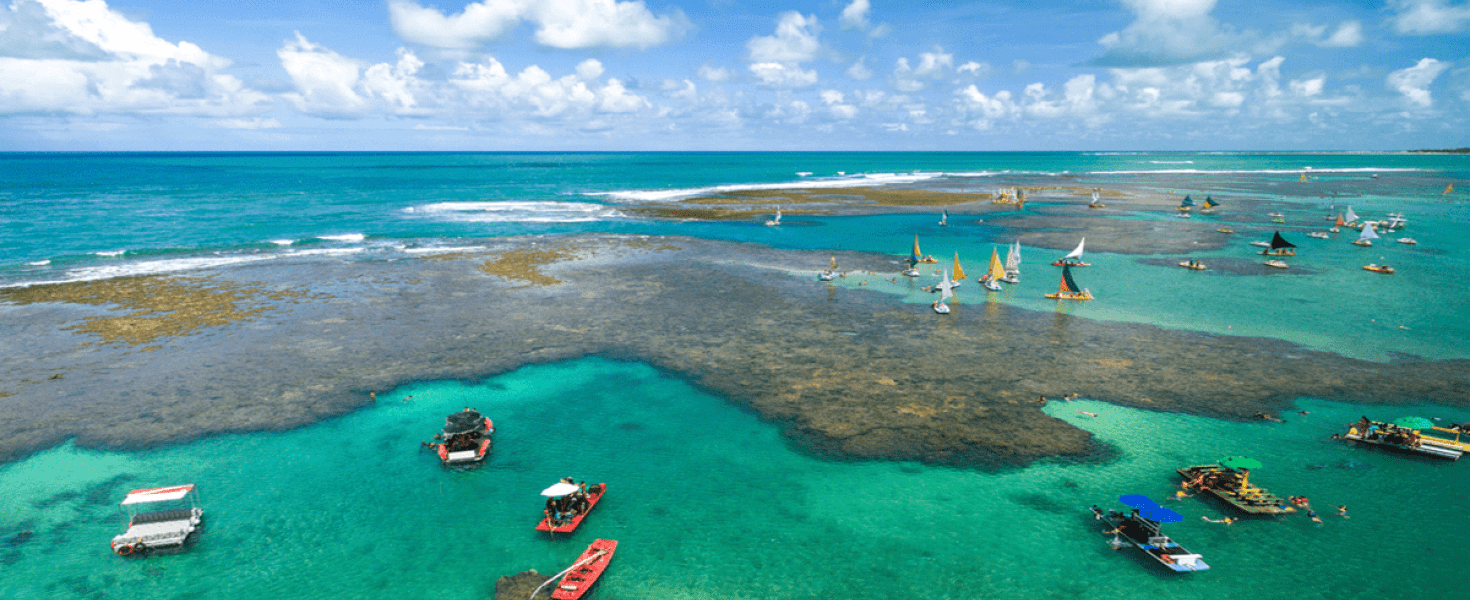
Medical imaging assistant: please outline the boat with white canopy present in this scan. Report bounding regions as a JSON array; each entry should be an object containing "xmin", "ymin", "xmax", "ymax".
[{"xmin": 110, "ymin": 485, "xmax": 204, "ymax": 556}]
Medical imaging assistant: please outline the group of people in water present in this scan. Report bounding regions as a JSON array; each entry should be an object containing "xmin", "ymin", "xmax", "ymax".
[
  {"xmin": 1341, "ymin": 416, "xmax": 1423, "ymax": 447},
  {"xmin": 544, "ymin": 478, "xmax": 600, "ymax": 526}
]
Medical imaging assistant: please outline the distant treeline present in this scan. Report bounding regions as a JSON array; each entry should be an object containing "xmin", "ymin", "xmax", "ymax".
[{"xmin": 1409, "ymin": 147, "xmax": 1470, "ymax": 153}]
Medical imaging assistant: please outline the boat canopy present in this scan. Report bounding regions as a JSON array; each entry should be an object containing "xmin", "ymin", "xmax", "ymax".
[
  {"xmin": 121, "ymin": 485, "xmax": 195, "ymax": 505},
  {"xmin": 1064, "ymin": 238, "xmax": 1085, "ymax": 260},
  {"xmin": 1141, "ymin": 506, "xmax": 1184, "ymax": 523},
  {"xmin": 444, "ymin": 409, "xmax": 485, "ymax": 435},
  {"xmin": 1118, "ymin": 494, "xmax": 1159, "ymax": 509},
  {"xmin": 1269, "ymin": 231, "xmax": 1296, "ymax": 250}
]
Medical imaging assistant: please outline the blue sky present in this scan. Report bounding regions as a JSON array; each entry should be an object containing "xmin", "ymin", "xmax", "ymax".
[{"xmin": 1, "ymin": 0, "xmax": 1468, "ymax": 150}]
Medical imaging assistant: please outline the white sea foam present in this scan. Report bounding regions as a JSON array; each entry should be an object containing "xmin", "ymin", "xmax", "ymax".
[
  {"xmin": 319, "ymin": 233, "xmax": 366, "ymax": 243},
  {"xmin": 596, "ymin": 172, "xmax": 946, "ymax": 203},
  {"xmin": 27, "ymin": 260, "xmax": 50, "ymax": 266},
  {"xmin": 796, "ymin": 172, "xmax": 812, "ymax": 177},
  {"xmin": 270, "ymin": 239, "xmax": 295, "ymax": 246},
  {"xmin": 401, "ymin": 246, "xmax": 488, "ymax": 255},
  {"xmin": 1088, "ymin": 167, "xmax": 1424, "ymax": 175},
  {"xmin": 284, "ymin": 248, "xmax": 365, "ymax": 257},
  {"xmin": 57, "ymin": 254, "xmax": 278, "ymax": 283},
  {"xmin": 409, "ymin": 201, "xmax": 622, "ymax": 223},
  {"xmin": 94, "ymin": 250, "xmax": 126, "ymax": 257}
]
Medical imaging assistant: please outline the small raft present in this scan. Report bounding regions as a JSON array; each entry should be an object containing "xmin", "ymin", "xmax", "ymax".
[{"xmin": 551, "ymin": 539, "xmax": 618, "ymax": 600}]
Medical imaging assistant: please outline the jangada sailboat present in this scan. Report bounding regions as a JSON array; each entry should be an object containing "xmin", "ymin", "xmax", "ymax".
[
  {"xmin": 1259, "ymin": 231, "xmax": 1297, "ymax": 256},
  {"xmin": 1088, "ymin": 191, "xmax": 1106, "ymax": 209},
  {"xmin": 764, "ymin": 205, "xmax": 781, "ymax": 227},
  {"xmin": 1052, "ymin": 237, "xmax": 1090, "ymax": 266},
  {"xmin": 1200, "ymin": 196, "xmax": 1220, "ymax": 213},
  {"xmin": 939, "ymin": 208, "xmax": 948, "ymax": 226},
  {"xmin": 982, "ymin": 247, "xmax": 1004, "ymax": 291},
  {"xmin": 1343, "ymin": 206, "xmax": 1360, "ymax": 227},
  {"xmin": 902, "ymin": 236, "xmax": 922, "ymax": 277},
  {"xmin": 951, "ymin": 252, "xmax": 966, "ymax": 288},
  {"xmin": 1001, "ymin": 240, "xmax": 1021, "ymax": 283},
  {"xmin": 1352, "ymin": 222, "xmax": 1379, "ymax": 246},
  {"xmin": 913, "ymin": 234, "xmax": 937, "ymax": 263},
  {"xmin": 933, "ymin": 269, "xmax": 955, "ymax": 314},
  {"xmin": 1045, "ymin": 263, "xmax": 1093, "ymax": 300},
  {"xmin": 1177, "ymin": 195, "xmax": 1195, "ymax": 212}
]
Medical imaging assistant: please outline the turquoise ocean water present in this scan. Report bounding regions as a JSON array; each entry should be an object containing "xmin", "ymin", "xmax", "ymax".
[
  {"xmin": 2, "ymin": 153, "xmax": 1469, "ymax": 598},
  {"xmin": 3, "ymin": 358, "xmax": 1469, "ymax": 600}
]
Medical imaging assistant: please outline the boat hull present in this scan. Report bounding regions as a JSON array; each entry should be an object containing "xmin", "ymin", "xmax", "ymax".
[
  {"xmin": 552, "ymin": 539, "xmax": 618, "ymax": 600},
  {"xmin": 1176, "ymin": 465, "xmax": 1290, "ymax": 515},
  {"xmin": 1050, "ymin": 261, "xmax": 1090, "ymax": 267},
  {"xmin": 537, "ymin": 484, "xmax": 608, "ymax": 533},
  {"xmin": 1045, "ymin": 291, "xmax": 1093, "ymax": 300},
  {"xmin": 1339, "ymin": 432, "xmax": 1461, "ymax": 460},
  {"xmin": 1099, "ymin": 513, "xmax": 1209, "ymax": 572}
]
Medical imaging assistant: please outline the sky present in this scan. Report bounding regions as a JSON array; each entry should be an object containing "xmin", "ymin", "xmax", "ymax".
[{"xmin": 1, "ymin": 0, "xmax": 1469, "ymax": 151}]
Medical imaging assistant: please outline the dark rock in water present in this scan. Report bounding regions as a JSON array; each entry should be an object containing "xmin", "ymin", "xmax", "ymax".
[
  {"xmin": 495, "ymin": 570, "xmax": 548, "ymax": 600},
  {"xmin": 5, "ymin": 531, "xmax": 33, "ymax": 547}
]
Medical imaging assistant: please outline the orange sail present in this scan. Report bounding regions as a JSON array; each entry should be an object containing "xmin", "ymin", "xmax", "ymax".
[{"xmin": 1334, "ymin": 213, "xmax": 1344, "ymax": 227}]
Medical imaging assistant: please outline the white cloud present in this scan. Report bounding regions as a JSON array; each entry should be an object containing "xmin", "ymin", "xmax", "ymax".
[
  {"xmin": 278, "ymin": 32, "xmax": 369, "ymax": 115},
  {"xmin": 957, "ymin": 61, "xmax": 990, "ymax": 77},
  {"xmin": 1094, "ymin": 0, "xmax": 1277, "ymax": 67},
  {"xmin": 839, "ymin": 0, "xmax": 869, "ymax": 30},
  {"xmin": 576, "ymin": 59, "xmax": 605, "ymax": 81},
  {"xmin": 598, "ymin": 78, "xmax": 649, "ymax": 112},
  {"xmin": 0, "ymin": 0, "xmax": 264, "ymax": 116},
  {"xmin": 748, "ymin": 62, "xmax": 818, "ymax": 88},
  {"xmin": 215, "ymin": 117, "xmax": 281, "ymax": 129},
  {"xmin": 697, "ymin": 64, "xmax": 731, "ymax": 82},
  {"xmin": 1389, "ymin": 0, "xmax": 1470, "ymax": 35},
  {"xmin": 892, "ymin": 48, "xmax": 953, "ymax": 93},
  {"xmin": 662, "ymin": 78, "xmax": 697, "ymax": 101},
  {"xmin": 1387, "ymin": 58, "xmax": 1448, "ymax": 107},
  {"xmin": 846, "ymin": 56, "xmax": 873, "ymax": 80},
  {"xmin": 387, "ymin": 0, "xmax": 689, "ymax": 50},
  {"xmin": 1290, "ymin": 77, "xmax": 1324, "ymax": 97},
  {"xmin": 1295, "ymin": 21, "xmax": 1363, "ymax": 48},
  {"xmin": 747, "ymin": 11, "xmax": 821, "ymax": 63}
]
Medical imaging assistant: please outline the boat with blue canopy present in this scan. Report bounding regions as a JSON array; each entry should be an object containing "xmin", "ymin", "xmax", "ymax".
[{"xmin": 1094, "ymin": 495, "xmax": 1209, "ymax": 572}]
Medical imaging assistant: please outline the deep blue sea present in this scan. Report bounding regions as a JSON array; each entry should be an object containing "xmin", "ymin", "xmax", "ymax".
[{"xmin": 2, "ymin": 152, "xmax": 1469, "ymax": 599}]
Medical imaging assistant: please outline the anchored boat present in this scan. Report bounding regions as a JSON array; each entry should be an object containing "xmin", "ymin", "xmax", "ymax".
[
  {"xmin": 538, "ymin": 482, "xmax": 607, "ymax": 533},
  {"xmin": 1352, "ymin": 222, "xmax": 1379, "ymax": 247},
  {"xmin": 1044, "ymin": 263, "xmax": 1092, "ymax": 300},
  {"xmin": 533, "ymin": 539, "xmax": 619, "ymax": 600},
  {"xmin": 1097, "ymin": 496, "xmax": 1209, "ymax": 572},
  {"xmin": 110, "ymin": 485, "xmax": 204, "ymax": 556},
  {"xmin": 435, "ymin": 408, "xmax": 493, "ymax": 465},
  {"xmin": 1052, "ymin": 238, "xmax": 1089, "ymax": 267},
  {"xmin": 1337, "ymin": 417, "xmax": 1463, "ymax": 460},
  {"xmin": 1259, "ymin": 232, "xmax": 1297, "ymax": 256},
  {"xmin": 1177, "ymin": 458, "xmax": 1292, "ymax": 515},
  {"xmin": 981, "ymin": 248, "xmax": 1004, "ymax": 291}
]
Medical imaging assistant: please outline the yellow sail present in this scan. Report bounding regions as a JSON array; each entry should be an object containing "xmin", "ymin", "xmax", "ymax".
[
  {"xmin": 1445, "ymin": 184, "xmax": 1454, "ymax": 195},
  {"xmin": 987, "ymin": 247, "xmax": 1005, "ymax": 280},
  {"xmin": 912, "ymin": 235, "xmax": 921, "ymax": 258},
  {"xmin": 952, "ymin": 253, "xmax": 966, "ymax": 280}
]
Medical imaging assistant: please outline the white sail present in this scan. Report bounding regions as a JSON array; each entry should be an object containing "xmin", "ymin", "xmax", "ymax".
[
  {"xmin": 1359, "ymin": 223, "xmax": 1379, "ymax": 241},
  {"xmin": 1344, "ymin": 206, "xmax": 1359, "ymax": 223},
  {"xmin": 1064, "ymin": 238, "xmax": 1086, "ymax": 260},
  {"xmin": 939, "ymin": 270, "xmax": 955, "ymax": 301},
  {"xmin": 1005, "ymin": 240, "xmax": 1021, "ymax": 272},
  {"xmin": 1090, "ymin": 192, "xmax": 1100, "ymax": 205},
  {"xmin": 775, "ymin": 206, "xmax": 782, "ymax": 223}
]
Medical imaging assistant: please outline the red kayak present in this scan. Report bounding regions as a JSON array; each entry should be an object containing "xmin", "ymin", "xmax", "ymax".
[
  {"xmin": 551, "ymin": 539, "xmax": 617, "ymax": 600},
  {"xmin": 536, "ymin": 483, "xmax": 606, "ymax": 533}
]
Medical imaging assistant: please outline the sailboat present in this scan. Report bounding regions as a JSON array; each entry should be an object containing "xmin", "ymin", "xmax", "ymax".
[
  {"xmin": 933, "ymin": 269, "xmax": 955, "ymax": 314},
  {"xmin": 1352, "ymin": 222, "xmax": 1379, "ymax": 247},
  {"xmin": 1044, "ymin": 263, "xmax": 1092, "ymax": 300},
  {"xmin": 913, "ymin": 234, "xmax": 937, "ymax": 263},
  {"xmin": 1052, "ymin": 238, "xmax": 1089, "ymax": 266},
  {"xmin": 819, "ymin": 255, "xmax": 838, "ymax": 281},
  {"xmin": 1259, "ymin": 232, "xmax": 1297, "ymax": 256},
  {"xmin": 939, "ymin": 208, "xmax": 948, "ymax": 226},
  {"xmin": 1445, "ymin": 184, "xmax": 1454, "ymax": 195},
  {"xmin": 1177, "ymin": 196, "xmax": 1195, "ymax": 212},
  {"xmin": 764, "ymin": 206, "xmax": 781, "ymax": 227},
  {"xmin": 1001, "ymin": 240, "xmax": 1021, "ymax": 283},
  {"xmin": 951, "ymin": 252, "xmax": 966, "ymax": 288},
  {"xmin": 1343, "ymin": 206, "xmax": 1360, "ymax": 227},
  {"xmin": 982, "ymin": 248, "xmax": 1004, "ymax": 291},
  {"xmin": 1331, "ymin": 213, "xmax": 1344, "ymax": 233},
  {"xmin": 1088, "ymin": 191, "xmax": 1106, "ymax": 209},
  {"xmin": 902, "ymin": 236, "xmax": 921, "ymax": 277},
  {"xmin": 1200, "ymin": 196, "xmax": 1220, "ymax": 213}
]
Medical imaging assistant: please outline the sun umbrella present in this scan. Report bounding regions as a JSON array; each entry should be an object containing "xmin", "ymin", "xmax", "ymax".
[
  {"xmin": 1118, "ymin": 494, "xmax": 1160, "ymax": 509},
  {"xmin": 1219, "ymin": 456, "xmax": 1262, "ymax": 471},
  {"xmin": 540, "ymin": 482, "xmax": 580, "ymax": 497},
  {"xmin": 1141, "ymin": 506, "xmax": 1184, "ymax": 523},
  {"xmin": 1391, "ymin": 417, "xmax": 1435, "ymax": 430}
]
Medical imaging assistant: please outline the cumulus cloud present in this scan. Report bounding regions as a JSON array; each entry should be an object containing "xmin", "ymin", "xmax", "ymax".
[
  {"xmin": 748, "ymin": 62, "xmax": 818, "ymax": 88},
  {"xmin": 387, "ymin": 0, "xmax": 689, "ymax": 50},
  {"xmin": 697, "ymin": 64, "xmax": 731, "ymax": 82},
  {"xmin": 1389, "ymin": 0, "xmax": 1470, "ymax": 35},
  {"xmin": 746, "ymin": 11, "xmax": 821, "ymax": 63},
  {"xmin": 1387, "ymin": 58, "xmax": 1448, "ymax": 107},
  {"xmin": 215, "ymin": 117, "xmax": 282, "ymax": 129},
  {"xmin": 846, "ymin": 56, "xmax": 872, "ymax": 80},
  {"xmin": 1093, "ymin": 0, "xmax": 1277, "ymax": 67},
  {"xmin": 0, "ymin": 0, "xmax": 265, "ymax": 116},
  {"xmin": 1294, "ymin": 21, "xmax": 1363, "ymax": 48},
  {"xmin": 839, "ymin": 0, "xmax": 869, "ymax": 30},
  {"xmin": 892, "ymin": 48, "xmax": 954, "ymax": 92}
]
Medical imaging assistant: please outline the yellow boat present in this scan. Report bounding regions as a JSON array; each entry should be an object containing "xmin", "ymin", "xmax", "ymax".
[
  {"xmin": 1363, "ymin": 264, "xmax": 1395, "ymax": 274},
  {"xmin": 1178, "ymin": 260, "xmax": 1207, "ymax": 270}
]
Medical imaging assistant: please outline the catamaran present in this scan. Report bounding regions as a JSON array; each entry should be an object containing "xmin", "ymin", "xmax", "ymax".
[
  {"xmin": 1052, "ymin": 238, "xmax": 1089, "ymax": 266},
  {"xmin": 1001, "ymin": 240, "xmax": 1021, "ymax": 283},
  {"xmin": 110, "ymin": 485, "xmax": 204, "ymax": 556},
  {"xmin": 1352, "ymin": 222, "xmax": 1379, "ymax": 247},
  {"xmin": 1259, "ymin": 231, "xmax": 1297, "ymax": 256},
  {"xmin": 982, "ymin": 248, "xmax": 1004, "ymax": 291},
  {"xmin": 1337, "ymin": 417, "xmax": 1463, "ymax": 460},
  {"xmin": 1177, "ymin": 459, "xmax": 1292, "ymax": 515},
  {"xmin": 764, "ymin": 206, "xmax": 781, "ymax": 227},
  {"xmin": 1096, "ymin": 496, "xmax": 1209, "ymax": 572},
  {"xmin": 1045, "ymin": 263, "xmax": 1092, "ymax": 300}
]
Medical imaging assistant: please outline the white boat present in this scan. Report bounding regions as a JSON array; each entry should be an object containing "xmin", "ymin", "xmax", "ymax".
[
  {"xmin": 1264, "ymin": 260, "xmax": 1288, "ymax": 269},
  {"xmin": 1176, "ymin": 212, "xmax": 1192, "ymax": 218},
  {"xmin": 818, "ymin": 256, "xmax": 838, "ymax": 281},
  {"xmin": 1397, "ymin": 238, "xmax": 1418, "ymax": 245},
  {"xmin": 1001, "ymin": 240, "xmax": 1021, "ymax": 283},
  {"xmin": 933, "ymin": 269, "xmax": 955, "ymax": 313},
  {"xmin": 1053, "ymin": 238, "xmax": 1089, "ymax": 266},
  {"xmin": 1385, "ymin": 213, "xmax": 1408, "ymax": 229},
  {"xmin": 1249, "ymin": 241, "xmax": 1272, "ymax": 248},
  {"xmin": 1097, "ymin": 500, "xmax": 1209, "ymax": 572},
  {"xmin": 110, "ymin": 485, "xmax": 204, "ymax": 556},
  {"xmin": 1308, "ymin": 232, "xmax": 1329, "ymax": 239},
  {"xmin": 1266, "ymin": 212, "xmax": 1284, "ymax": 218},
  {"xmin": 1329, "ymin": 227, "xmax": 1340, "ymax": 233},
  {"xmin": 1352, "ymin": 223, "xmax": 1378, "ymax": 247},
  {"xmin": 764, "ymin": 206, "xmax": 781, "ymax": 227}
]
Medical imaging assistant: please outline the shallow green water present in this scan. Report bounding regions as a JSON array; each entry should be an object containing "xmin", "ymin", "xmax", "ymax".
[{"xmin": 3, "ymin": 357, "xmax": 1467, "ymax": 600}]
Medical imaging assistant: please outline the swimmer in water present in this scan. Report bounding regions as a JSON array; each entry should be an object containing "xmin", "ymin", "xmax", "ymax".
[
  {"xmin": 1336, "ymin": 505, "xmax": 1349, "ymax": 519},
  {"xmin": 1077, "ymin": 410, "xmax": 1099, "ymax": 417},
  {"xmin": 1201, "ymin": 516, "xmax": 1235, "ymax": 525},
  {"xmin": 1308, "ymin": 510, "xmax": 1322, "ymax": 524}
]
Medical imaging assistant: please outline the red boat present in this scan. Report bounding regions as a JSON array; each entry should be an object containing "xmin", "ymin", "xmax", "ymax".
[
  {"xmin": 551, "ymin": 539, "xmax": 617, "ymax": 600},
  {"xmin": 537, "ymin": 483, "xmax": 606, "ymax": 533},
  {"xmin": 434, "ymin": 408, "xmax": 493, "ymax": 465}
]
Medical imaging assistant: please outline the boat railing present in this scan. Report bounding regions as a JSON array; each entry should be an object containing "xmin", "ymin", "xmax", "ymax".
[{"xmin": 130, "ymin": 508, "xmax": 197, "ymax": 526}]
